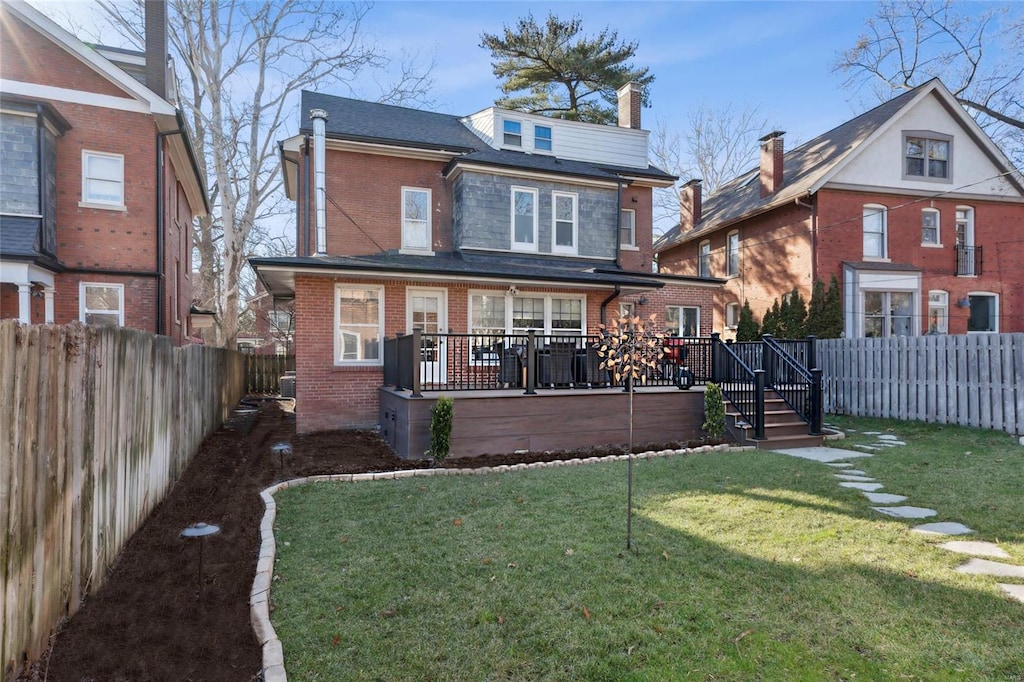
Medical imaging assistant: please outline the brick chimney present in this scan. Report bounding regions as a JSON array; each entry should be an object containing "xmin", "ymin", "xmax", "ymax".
[
  {"xmin": 680, "ymin": 179, "xmax": 702, "ymax": 231},
  {"xmin": 617, "ymin": 81, "xmax": 642, "ymax": 130},
  {"xmin": 759, "ymin": 130, "xmax": 785, "ymax": 197},
  {"xmin": 144, "ymin": 0, "xmax": 168, "ymax": 99}
]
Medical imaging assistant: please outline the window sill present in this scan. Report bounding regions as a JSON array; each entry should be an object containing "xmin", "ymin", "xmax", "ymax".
[
  {"xmin": 78, "ymin": 201, "xmax": 126, "ymax": 212},
  {"xmin": 862, "ymin": 256, "xmax": 891, "ymax": 263},
  {"xmin": 332, "ymin": 362, "xmax": 384, "ymax": 369},
  {"xmin": 921, "ymin": 243, "xmax": 943, "ymax": 248},
  {"xmin": 620, "ymin": 244, "xmax": 639, "ymax": 251},
  {"xmin": 399, "ymin": 248, "xmax": 434, "ymax": 256}
]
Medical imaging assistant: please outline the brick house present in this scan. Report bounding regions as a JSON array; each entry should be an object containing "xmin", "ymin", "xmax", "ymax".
[
  {"xmin": 0, "ymin": 0, "xmax": 208, "ymax": 345},
  {"xmin": 251, "ymin": 85, "xmax": 722, "ymax": 436},
  {"xmin": 656, "ymin": 79, "xmax": 1024, "ymax": 339}
]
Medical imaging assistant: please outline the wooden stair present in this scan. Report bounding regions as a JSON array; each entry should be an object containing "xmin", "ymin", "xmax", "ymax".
[{"xmin": 725, "ymin": 389, "xmax": 826, "ymax": 450}]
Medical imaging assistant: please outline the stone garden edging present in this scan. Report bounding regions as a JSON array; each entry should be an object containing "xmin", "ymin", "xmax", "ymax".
[{"xmin": 252, "ymin": 443, "xmax": 753, "ymax": 680}]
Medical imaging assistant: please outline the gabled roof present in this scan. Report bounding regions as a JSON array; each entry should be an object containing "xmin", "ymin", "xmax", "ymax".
[
  {"xmin": 656, "ymin": 79, "xmax": 1024, "ymax": 253},
  {"xmin": 294, "ymin": 91, "xmax": 675, "ymax": 186}
]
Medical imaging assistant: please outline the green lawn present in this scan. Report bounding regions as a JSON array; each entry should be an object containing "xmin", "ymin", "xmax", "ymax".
[{"xmin": 270, "ymin": 421, "xmax": 1024, "ymax": 681}]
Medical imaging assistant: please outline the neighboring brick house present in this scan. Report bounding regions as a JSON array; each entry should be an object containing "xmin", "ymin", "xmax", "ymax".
[
  {"xmin": 251, "ymin": 85, "xmax": 721, "ymax": 433},
  {"xmin": 0, "ymin": 0, "xmax": 208, "ymax": 345},
  {"xmin": 656, "ymin": 79, "xmax": 1024, "ymax": 339},
  {"xmin": 238, "ymin": 283, "xmax": 294, "ymax": 355}
]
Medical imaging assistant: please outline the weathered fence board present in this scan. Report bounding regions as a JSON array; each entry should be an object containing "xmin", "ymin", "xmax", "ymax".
[
  {"xmin": 820, "ymin": 334, "xmax": 1024, "ymax": 436},
  {"xmin": 0, "ymin": 322, "xmax": 245, "ymax": 679},
  {"xmin": 245, "ymin": 353, "xmax": 295, "ymax": 394}
]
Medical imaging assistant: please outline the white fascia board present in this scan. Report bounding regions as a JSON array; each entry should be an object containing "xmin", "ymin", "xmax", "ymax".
[
  {"xmin": 617, "ymin": 175, "xmax": 677, "ymax": 189},
  {"xmin": 447, "ymin": 163, "xmax": 620, "ymax": 189},
  {"xmin": 6, "ymin": 1, "xmax": 176, "ymax": 116},
  {"xmin": 323, "ymin": 138, "xmax": 461, "ymax": 161}
]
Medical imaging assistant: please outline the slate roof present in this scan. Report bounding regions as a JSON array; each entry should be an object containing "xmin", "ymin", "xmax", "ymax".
[
  {"xmin": 655, "ymin": 85, "xmax": 926, "ymax": 252},
  {"xmin": 0, "ymin": 216, "xmax": 62, "ymax": 271},
  {"xmin": 298, "ymin": 91, "xmax": 675, "ymax": 183}
]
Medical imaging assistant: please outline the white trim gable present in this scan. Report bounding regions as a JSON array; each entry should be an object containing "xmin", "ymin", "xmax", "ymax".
[
  {"xmin": 814, "ymin": 80, "xmax": 1024, "ymax": 198},
  {"xmin": 4, "ymin": 0, "xmax": 176, "ymax": 116}
]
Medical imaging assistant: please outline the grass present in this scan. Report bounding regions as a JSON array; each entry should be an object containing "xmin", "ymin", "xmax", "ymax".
[{"xmin": 270, "ymin": 421, "xmax": 1024, "ymax": 681}]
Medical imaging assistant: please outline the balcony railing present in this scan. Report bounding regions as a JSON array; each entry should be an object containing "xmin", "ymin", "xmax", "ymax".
[
  {"xmin": 382, "ymin": 331, "xmax": 715, "ymax": 394},
  {"xmin": 956, "ymin": 244, "xmax": 982, "ymax": 276}
]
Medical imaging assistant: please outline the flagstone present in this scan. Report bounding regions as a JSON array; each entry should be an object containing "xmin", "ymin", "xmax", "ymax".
[
  {"xmin": 840, "ymin": 469, "xmax": 867, "ymax": 476},
  {"xmin": 912, "ymin": 522, "xmax": 973, "ymax": 536},
  {"xmin": 877, "ymin": 435, "xmax": 901, "ymax": 441},
  {"xmin": 938, "ymin": 541, "xmax": 1010, "ymax": 559},
  {"xmin": 824, "ymin": 462, "xmax": 855, "ymax": 468},
  {"xmin": 839, "ymin": 481, "xmax": 884, "ymax": 491},
  {"xmin": 999, "ymin": 584, "xmax": 1024, "ymax": 604},
  {"xmin": 955, "ymin": 558, "xmax": 1024, "ymax": 579},
  {"xmin": 872, "ymin": 505, "xmax": 937, "ymax": 519},
  {"xmin": 862, "ymin": 492, "xmax": 908, "ymax": 504},
  {"xmin": 771, "ymin": 447, "xmax": 871, "ymax": 462},
  {"xmin": 834, "ymin": 474, "xmax": 876, "ymax": 482}
]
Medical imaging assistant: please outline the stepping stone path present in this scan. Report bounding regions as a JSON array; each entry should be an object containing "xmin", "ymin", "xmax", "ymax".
[{"xmin": 773, "ymin": 441, "xmax": 1023, "ymax": 606}]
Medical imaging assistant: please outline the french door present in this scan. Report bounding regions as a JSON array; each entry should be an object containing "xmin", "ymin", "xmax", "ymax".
[{"xmin": 407, "ymin": 289, "xmax": 447, "ymax": 385}]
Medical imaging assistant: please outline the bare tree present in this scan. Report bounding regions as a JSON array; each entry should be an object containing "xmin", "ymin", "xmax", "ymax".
[
  {"xmin": 834, "ymin": 0, "xmax": 1024, "ymax": 164},
  {"xmin": 94, "ymin": 0, "xmax": 434, "ymax": 347},
  {"xmin": 650, "ymin": 103, "xmax": 769, "ymax": 231}
]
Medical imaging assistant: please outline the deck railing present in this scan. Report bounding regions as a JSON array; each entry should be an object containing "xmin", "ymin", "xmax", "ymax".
[
  {"xmin": 382, "ymin": 331, "xmax": 715, "ymax": 394},
  {"xmin": 956, "ymin": 244, "xmax": 983, "ymax": 276},
  {"xmin": 761, "ymin": 334, "xmax": 823, "ymax": 434},
  {"xmin": 711, "ymin": 332, "xmax": 765, "ymax": 440}
]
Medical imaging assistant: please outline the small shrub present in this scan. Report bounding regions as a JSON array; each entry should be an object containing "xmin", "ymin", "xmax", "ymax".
[
  {"xmin": 427, "ymin": 395, "xmax": 454, "ymax": 465},
  {"xmin": 703, "ymin": 382, "xmax": 725, "ymax": 440}
]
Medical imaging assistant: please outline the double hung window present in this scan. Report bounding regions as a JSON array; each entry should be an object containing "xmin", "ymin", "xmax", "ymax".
[
  {"xmin": 511, "ymin": 187, "xmax": 537, "ymax": 250},
  {"xmin": 863, "ymin": 291, "xmax": 912, "ymax": 337},
  {"xmin": 336, "ymin": 285, "xmax": 383, "ymax": 363},
  {"xmin": 401, "ymin": 187, "xmax": 431, "ymax": 250},
  {"xmin": 552, "ymin": 191, "xmax": 577, "ymax": 254},
  {"xmin": 863, "ymin": 205, "xmax": 887, "ymax": 259},
  {"xmin": 534, "ymin": 125, "xmax": 552, "ymax": 152},
  {"xmin": 666, "ymin": 306, "xmax": 700, "ymax": 337},
  {"xmin": 921, "ymin": 208, "xmax": 939, "ymax": 245},
  {"xmin": 726, "ymin": 231, "xmax": 739, "ymax": 276},
  {"xmin": 905, "ymin": 134, "xmax": 950, "ymax": 180},
  {"xmin": 619, "ymin": 209, "xmax": 636, "ymax": 248},
  {"xmin": 503, "ymin": 120, "xmax": 522, "ymax": 147},
  {"xmin": 80, "ymin": 283, "xmax": 124, "ymax": 326},
  {"xmin": 82, "ymin": 150, "xmax": 125, "ymax": 207},
  {"xmin": 698, "ymin": 241, "xmax": 711, "ymax": 277}
]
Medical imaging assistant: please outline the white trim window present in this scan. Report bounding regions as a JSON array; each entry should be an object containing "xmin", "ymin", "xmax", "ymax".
[
  {"xmin": 863, "ymin": 291, "xmax": 913, "ymax": 337},
  {"xmin": 502, "ymin": 119, "xmax": 522, "ymax": 147},
  {"xmin": 469, "ymin": 292, "xmax": 506, "ymax": 363},
  {"xmin": 726, "ymin": 230, "xmax": 740, "ymax": 276},
  {"xmin": 511, "ymin": 186, "xmax": 538, "ymax": 251},
  {"xmin": 620, "ymin": 209, "xmax": 636, "ymax": 249},
  {"xmin": 552, "ymin": 191, "xmax": 578, "ymax": 254},
  {"xmin": 967, "ymin": 293, "xmax": 998, "ymax": 333},
  {"xmin": 81, "ymin": 150, "xmax": 125, "ymax": 208},
  {"xmin": 698, "ymin": 240, "xmax": 711, "ymax": 277},
  {"xmin": 921, "ymin": 208, "xmax": 940, "ymax": 246},
  {"xmin": 619, "ymin": 302, "xmax": 635, "ymax": 320},
  {"xmin": 927, "ymin": 290, "xmax": 948, "ymax": 334},
  {"xmin": 80, "ymin": 282, "xmax": 124, "ymax": 326},
  {"xmin": 725, "ymin": 302, "xmax": 740, "ymax": 329},
  {"xmin": 470, "ymin": 292, "xmax": 585, "ymax": 339},
  {"xmin": 401, "ymin": 187, "xmax": 431, "ymax": 251},
  {"xmin": 335, "ymin": 285, "xmax": 383, "ymax": 364},
  {"xmin": 666, "ymin": 305, "xmax": 700, "ymax": 337},
  {"xmin": 904, "ymin": 134, "xmax": 951, "ymax": 180},
  {"xmin": 534, "ymin": 124, "xmax": 552, "ymax": 152},
  {"xmin": 863, "ymin": 205, "xmax": 887, "ymax": 259}
]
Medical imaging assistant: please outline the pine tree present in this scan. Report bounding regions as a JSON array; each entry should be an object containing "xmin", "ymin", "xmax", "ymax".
[
  {"xmin": 819, "ymin": 275, "xmax": 844, "ymax": 338},
  {"xmin": 736, "ymin": 300, "xmax": 760, "ymax": 341},
  {"xmin": 480, "ymin": 13, "xmax": 654, "ymax": 124},
  {"xmin": 761, "ymin": 300, "xmax": 781, "ymax": 336},
  {"xmin": 779, "ymin": 288, "xmax": 807, "ymax": 339},
  {"xmin": 806, "ymin": 279, "xmax": 827, "ymax": 337}
]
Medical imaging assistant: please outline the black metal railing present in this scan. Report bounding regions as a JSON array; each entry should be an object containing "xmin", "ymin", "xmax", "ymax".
[
  {"xmin": 382, "ymin": 331, "xmax": 716, "ymax": 394},
  {"xmin": 956, "ymin": 244, "xmax": 982, "ymax": 276},
  {"xmin": 761, "ymin": 334, "xmax": 822, "ymax": 435},
  {"xmin": 711, "ymin": 333, "xmax": 765, "ymax": 440}
]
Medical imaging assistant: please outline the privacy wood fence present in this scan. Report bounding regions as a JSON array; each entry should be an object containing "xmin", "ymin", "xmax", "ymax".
[
  {"xmin": 0, "ymin": 321, "xmax": 245, "ymax": 679},
  {"xmin": 246, "ymin": 353, "xmax": 294, "ymax": 394},
  {"xmin": 819, "ymin": 334, "xmax": 1024, "ymax": 435}
]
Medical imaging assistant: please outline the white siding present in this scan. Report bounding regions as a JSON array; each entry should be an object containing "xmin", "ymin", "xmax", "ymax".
[
  {"xmin": 832, "ymin": 94, "xmax": 1021, "ymax": 197},
  {"xmin": 461, "ymin": 107, "xmax": 650, "ymax": 170}
]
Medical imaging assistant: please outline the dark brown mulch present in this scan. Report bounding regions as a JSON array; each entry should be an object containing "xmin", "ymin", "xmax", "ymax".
[{"xmin": 19, "ymin": 400, "xmax": 720, "ymax": 682}]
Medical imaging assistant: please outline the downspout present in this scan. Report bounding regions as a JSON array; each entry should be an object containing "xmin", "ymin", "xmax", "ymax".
[
  {"xmin": 156, "ymin": 128, "xmax": 186, "ymax": 337},
  {"xmin": 614, "ymin": 180, "xmax": 623, "ymax": 268},
  {"xmin": 303, "ymin": 133, "xmax": 311, "ymax": 257},
  {"xmin": 599, "ymin": 286, "xmax": 621, "ymax": 325}
]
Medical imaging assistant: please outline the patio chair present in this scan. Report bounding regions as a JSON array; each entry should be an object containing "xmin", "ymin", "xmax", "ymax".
[
  {"xmin": 543, "ymin": 341, "xmax": 576, "ymax": 387},
  {"xmin": 499, "ymin": 347, "xmax": 523, "ymax": 388},
  {"xmin": 583, "ymin": 343, "xmax": 608, "ymax": 387}
]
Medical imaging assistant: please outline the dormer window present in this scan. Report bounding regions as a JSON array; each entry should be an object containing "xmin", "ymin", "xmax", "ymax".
[
  {"xmin": 904, "ymin": 133, "xmax": 951, "ymax": 181},
  {"xmin": 534, "ymin": 125, "xmax": 552, "ymax": 152},
  {"xmin": 502, "ymin": 120, "xmax": 522, "ymax": 147}
]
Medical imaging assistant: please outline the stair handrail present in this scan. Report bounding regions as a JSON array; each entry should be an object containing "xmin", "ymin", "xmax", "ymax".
[
  {"xmin": 761, "ymin": 334, "xmax": 822, "ymax": 435},
  {"xmin": 711, "ymin": 333, "xmax": 765, "ymax": 440}
]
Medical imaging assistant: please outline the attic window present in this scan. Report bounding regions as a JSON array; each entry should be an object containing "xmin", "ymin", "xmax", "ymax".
[
  {"xmin": 534, "ymin": 125, "xmax": 552, "ymax": 152},
  {"xmin": 503, "ymin": 120, "xmax": 522, "ymax": 147},
  {"xmin": 904, "ymin": 133, "xmax": 951, "ymax": 181}
]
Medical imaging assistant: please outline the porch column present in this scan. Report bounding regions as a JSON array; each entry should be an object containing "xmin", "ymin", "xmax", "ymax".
[
  {"xmin": 16, "ymin": 283, "xmax": 31, "ymax": 323},
  {"xmin": 43, "ymin": 286, "xmax": 55, "ymax": 323}
]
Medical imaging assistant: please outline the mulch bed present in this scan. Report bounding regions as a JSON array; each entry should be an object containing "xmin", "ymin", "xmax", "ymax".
[{"xmin": 19, "ymin": 399, "xmax": 720, "ymax": 681}]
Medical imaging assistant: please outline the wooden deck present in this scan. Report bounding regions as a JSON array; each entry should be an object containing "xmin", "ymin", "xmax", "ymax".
[{"xmin": 379, "ymin": 385, "xmax": 706, "ymax": 459}]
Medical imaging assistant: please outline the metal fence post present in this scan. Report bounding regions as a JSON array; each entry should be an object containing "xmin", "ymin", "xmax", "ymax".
[
  {"xmin": 810, "ymin": 367, "xmax": 823, "ymax": 435},
  {"xmin": 524, "ymin": 330, "xmax": 537, "ymax": 395},
  {"xmin": 806, "ymin": 334, "xmax": 817, "ymax": 370},
  {"xmin": 411, "ymin": 329, "xmax": 422, "ymax": 397},
  {"xmin": 710, "ymin": 332, "xmax": 720, "ymax": 383},
  {"xmin": 754, "ymin": 368, "xmax": 766, "ymax": 440}
]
